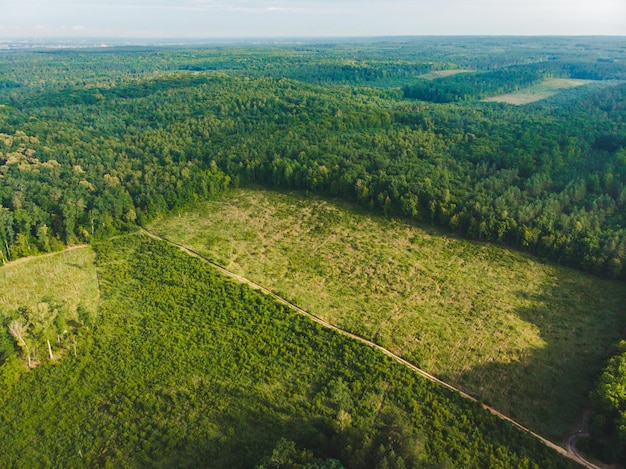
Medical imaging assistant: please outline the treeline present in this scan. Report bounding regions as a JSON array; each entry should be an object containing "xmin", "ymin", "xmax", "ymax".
[
  {"xmin": 402, "ymin": 58, "xmax": 626, "ymax": 104},
  {"xmin": 0, "ymin": 124, "xmax": 230, "ymax": 261},
  {"xmin": 0, "ymin": 235, "xmax": 578, "ymax": 467},
  {"xmin": 585, "ymin": 341, "xmax": 626, "ymax": 464},
  {"xmin": 182, "ymin": 58, "xmax": 439, "ymax": 86},
  {"xmin": 531, "ymin": 59, "xmax": 626, "ymax": 81},
  {"xmin": 402, "ymin": 66, "xmax": 546, "ymax": 102},
  {"xmin": 21, "ymin": 74, "xmax": 212, "ymax": 108},
  {"xmin": 0, "ymin": 48, "xmax": 626, "ymax": 279}
]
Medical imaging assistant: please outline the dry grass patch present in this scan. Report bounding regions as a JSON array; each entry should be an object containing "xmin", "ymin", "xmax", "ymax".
[
  {"xmin": 149, "ymin": 188, "xmax": 626, "ymax": 439},
  {"xmin": 0, "ymin": 246, "xmax": 99, "ymax": 319},
  {"xmin": 419, "ymin": 69, "xmax": 474, "ymax": 80},
  {"xmin": 483, "ymin": 78, "xmax": 594, "ymax": 105}
]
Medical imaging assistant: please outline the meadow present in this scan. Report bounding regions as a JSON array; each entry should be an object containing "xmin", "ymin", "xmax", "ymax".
[
  {"xmin": 0, "ymin": 246, "xmax": 99, "ymax": 319},
  {"xmin": 149, "ymin": 187, "xmax": 626, "ymax": 439},
  {"xmin": 418, "ymin": 69, "xmax": 474, "ymax": 80},
  {"xmin": 483, "ymin": 78, "xmax": 593, "ymax": 104}
]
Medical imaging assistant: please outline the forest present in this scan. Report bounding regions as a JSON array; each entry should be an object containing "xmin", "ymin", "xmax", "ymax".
[
  {"xmin": 1, "ymin": 38, "xmax": 626, "ymax": 278},
  {"xmin": 1, "ymin": 36, "xmax": 626, "ymax": 465}
]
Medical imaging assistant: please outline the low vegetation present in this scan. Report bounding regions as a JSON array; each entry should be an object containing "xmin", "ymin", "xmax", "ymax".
[
  {"xmin": 483, "ymin": 78, "xmax": 595, "ymax": 105},
  {"xmin": 418, "ymin": 70, "xmax": 474, "ymax": 80},
  {"xmin": 149, "ymin": 187, "xmax": 626, "ymax": 439},
  {"xmin": 0, "ymin": 234, "xmax": 577, "ymax": 468},
  {"xmin": 0, "ymin": 246, "xmax": 99, "ymax": 370},
  {"xmin": 0, "ymin": 246, "xmax": 98, "ymax": 314}
]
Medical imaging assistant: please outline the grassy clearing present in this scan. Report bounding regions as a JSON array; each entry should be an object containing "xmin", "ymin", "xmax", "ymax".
[
  {"xmin": 149, "ymin": 187, "xmax": 626, "ymax": 439},
  {"xmin": 0, "ymin": 246, "xmax": 99, "ymax": 319},
  {"xmin": 483, "ymin": 78, "xmax": 594, "ymax": 105},
  {"xmin": 418, "ymin": 69, "xmax": 474, "ymax": 80},
  {"xmin": 0, "ymin": 235, "xmax": 576, "ymax": 467}
]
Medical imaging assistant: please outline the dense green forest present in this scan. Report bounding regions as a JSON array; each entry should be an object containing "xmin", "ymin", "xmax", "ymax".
[
  {"xmin": 586, "ymin": 341, "xmax": 626, "ymax": 464},
  {"xmin": 402, "ymin": 65, "xmax": 546, "ymax": 102},
  {"xmin": 0, "ymin": 234, "xmax": 579, "ymax": 468},
  {"xmin": 1, "ymin": 36, "xmax": 626, "ymax": 464},
  {"xmin": 1, "ymin": 38, "xmax": 626, "ymax": 277}
]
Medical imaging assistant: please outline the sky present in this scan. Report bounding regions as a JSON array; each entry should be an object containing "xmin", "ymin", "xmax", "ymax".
[{"xmin": 1, "ymin": 0, "xmax": 625, "ymax": 38}]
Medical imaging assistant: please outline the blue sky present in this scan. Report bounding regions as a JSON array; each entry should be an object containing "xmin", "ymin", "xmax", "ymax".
[{"xmin": 1, "ymin": 0, "xmax": 625, "ymax": 38}]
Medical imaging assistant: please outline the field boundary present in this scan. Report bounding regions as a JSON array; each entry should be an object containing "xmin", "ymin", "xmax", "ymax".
[
  {"xmin": 0, "ymin": 244, "xmax": 90, "ymax": 268},
  {"xmin": 140, "ymin": 227, "xmax": 597, "ymax": 468}
]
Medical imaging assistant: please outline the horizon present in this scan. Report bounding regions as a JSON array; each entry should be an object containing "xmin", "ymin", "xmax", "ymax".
[
  {"xmin": 2, "ymin": 1, "xmax": 625, "ymax": 39},
  {"xmin": 2, "ymin": 34, "xmax": 625, "ymax": 45}
]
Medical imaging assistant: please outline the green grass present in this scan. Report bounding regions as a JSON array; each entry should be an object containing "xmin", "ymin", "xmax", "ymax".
[
  {"xmin": 0, "ymin": 246, "xmax": 99, "ymax": 320},
  {"xmin": 418, "ymin": 69, "xmax": 474, "ymax": 80},
  {"xmin": 483, "ymin": 78, "xmax": 594, "ymax": 104},
  {"xmin": 149, "ymin": 187, "xmax": 626, "ymax": 439},
  {"xmin": 0, "ymin": 234, "xmax": 577, "ymax": 467}
]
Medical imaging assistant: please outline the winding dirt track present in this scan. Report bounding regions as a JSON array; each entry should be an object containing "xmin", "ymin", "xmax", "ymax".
[
  {"xmin": 141, "ymin": 227, "xmax": 597, "ymax": 468},
  {"xmin": 566, "ymin": 412, "xmax": 603, "ymax": 469},
  {"xmin": 1, "ymin": 244, "xmax": 90, "ymax": 268}
]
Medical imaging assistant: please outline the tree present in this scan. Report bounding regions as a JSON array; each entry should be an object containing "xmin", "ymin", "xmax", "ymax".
[
  {"xmin": 0, "ymin": 207, "xmax": 15, "ymax": 263},
  {"xmin": 8, "ymin": 319, "xmax": 31, "ymax": 367},
  {"xmin": 589, "ymin": 340, "xmax": 626, "ymax": 463}
]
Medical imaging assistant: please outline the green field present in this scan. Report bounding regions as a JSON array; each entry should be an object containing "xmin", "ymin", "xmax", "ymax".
[
  {"xmin": 0, "ymin": 234, "xmax": 577, "ymax": 468},
  {"xmin": 483, "ymin": 78, "xmax": 594, "ymax": 104},
  {"xmin": 418, "ymin": 69, "xmax": 474, "ymax": 80},
  {"xmin": 149, "ymin": 187, "xmax": 626, "ymax": 439},
  {"xmin": 0, "ymin": 246, "xmax": 99, "ymax": 319}
]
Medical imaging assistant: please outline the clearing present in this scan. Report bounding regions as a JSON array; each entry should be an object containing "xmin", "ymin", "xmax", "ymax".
[
  {"xmin": 0, "ymin": 234, "xmax": 576, "ymax": 467},
  {"xmin": 0, "ymin": 246, "xmax": 99, "ymax": 319},
  {"xmin": 149, "ymin": 187, "xmax": 626, "ymax": 440},
  {"xmin": 483, "ymin": 78, "xmax": 594, "ymax": 105},
  {"xmin": 418, "ymin": 69, "xmax": 474, "ymax": 80}
]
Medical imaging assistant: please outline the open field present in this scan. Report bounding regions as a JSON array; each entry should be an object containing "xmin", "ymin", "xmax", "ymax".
[
  {"xmin": 149, "ymin": 187, "xmax": 626, "ymax": 439},
  {"xmin": 418, "ymin": 69, "xmax": 474, "ymax": 80},
  {"xmin": 483, "ymin": 78, "xmax": 594, "ymax": 104},
  {"xmin": 0, "ymin": 246, "xmax": 99, "ymax": 319}
]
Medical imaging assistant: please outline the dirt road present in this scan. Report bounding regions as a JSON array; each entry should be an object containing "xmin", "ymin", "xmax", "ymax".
[
  {"xmin": 1, "ymin": 244, "xmax": 90, "ymax": 268},
  {"xmin": 141, "ymin": 227, "xmax": 593, "ymax": 467}
]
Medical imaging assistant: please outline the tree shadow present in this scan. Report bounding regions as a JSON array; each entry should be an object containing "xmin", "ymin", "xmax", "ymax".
[{"xmin": 449, "ymin": 269, "xmax": 626, "ymax": 441}]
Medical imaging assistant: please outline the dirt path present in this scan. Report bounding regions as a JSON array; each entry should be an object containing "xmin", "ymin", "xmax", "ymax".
[
  {"xmin": 1, "ymin": 244, "xmax": 90, "ymax": 268},
  {"xmin": 567, "ymin": 434, "xmax": 601, "ymax": 469},
  {"xmin": 141, "ymin": 227, "xmax": 590, "ymax": 467},
  {"xmin": 566, "ymin": 412, "xmax": 604, "ymax": 469}
]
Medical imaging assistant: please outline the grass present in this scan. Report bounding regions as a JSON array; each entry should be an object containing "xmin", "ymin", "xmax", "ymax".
[
  {"xmin": 0, "ymin": 246, "xmax": 99, "ymax": 320},
  {"xmin": 418, "ymin": 69, "xmax": 474, "ymax": 80},
  {"xmin": 149, "ymin": 187, "xmax": 626, "ymax": 440},
  {"xmin": 483, "ymin": 78, "xmax": 594, "ymax": 105},
  {"xmin": 0, "ymin": 234, "xmax": 576, "ymax": 467}
]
